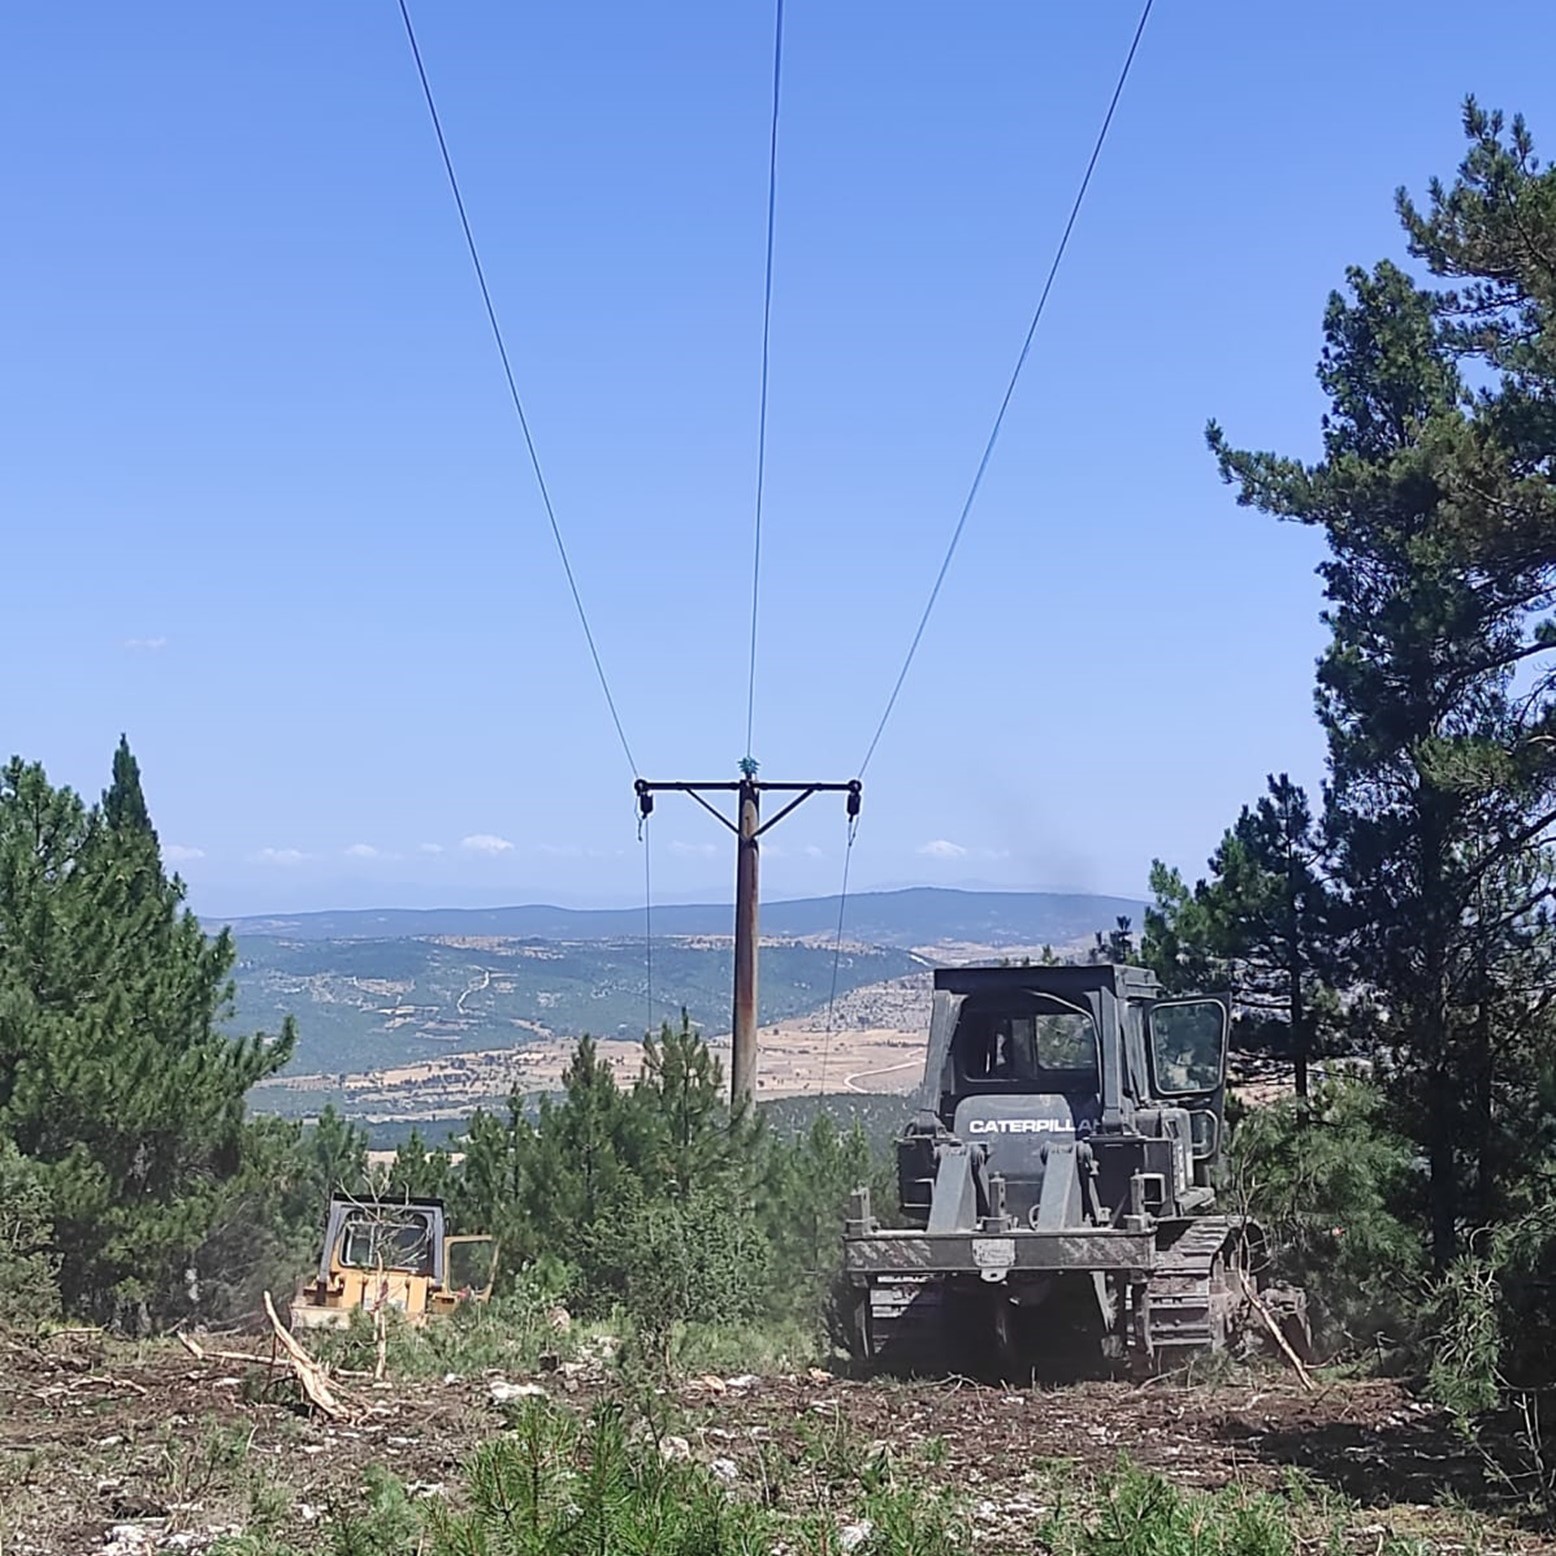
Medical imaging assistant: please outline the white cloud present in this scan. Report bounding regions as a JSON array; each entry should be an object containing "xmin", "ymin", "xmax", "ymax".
[
  {"xmin": 164, "ymin": 844, "xmax": 205, "ymax": 863},
  {"xmin": 344, "ymin": 843, "xmax": 381, "ymax": 859},
  {"xmin": 122, "ymin": 636, "xmax": 168, "ymax": 652},
  {"xmin": 418, "ymin": 842, "xmax": 445, "ymax": 855},
  {"xmin": 918, "ymin": 839, "xmax": 967, "ymax": 859},
  {"xmin": 804, "ymin": 844, "xmax": 825, "ymax": 859},
  {"xmin": 254, "ymin": 846, "xmax": 309, "ymax": 865},
  {"xmin": 461, "ymin": 833, "xmax": 515, "ymax": 856},
  {"xmin": 670, "ymin": 840, "xmax": 719, "ymax": 859}
]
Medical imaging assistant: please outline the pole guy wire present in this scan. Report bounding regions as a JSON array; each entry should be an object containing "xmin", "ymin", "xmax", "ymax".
[
  {"xmin": 396, "ymin": 0, "xmax": 639, "ymax": 776},
  {"xmin": 745, "ymin": 0, "xmax": 786, "ymax": 762},
  {"xmin": 857, "ymin": 0, "xmax": 1155, "ymax": 777}
]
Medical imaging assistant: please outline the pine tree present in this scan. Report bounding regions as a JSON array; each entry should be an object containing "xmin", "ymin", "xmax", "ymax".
[
  {"xmin": 1210, "ymin": 260, "xmax": 1556, "ymax": 1266},
  {"xmin": 0, "ymin": 746, "xmax": 297, "ymax": 1322},
  {"xmin": 634, "ymin": 1013, "xmax": 759, "ymax": 1201},
  {"xmin": 1146, "ymin": 777, "xmax": 1335, "ymax": 1096}
]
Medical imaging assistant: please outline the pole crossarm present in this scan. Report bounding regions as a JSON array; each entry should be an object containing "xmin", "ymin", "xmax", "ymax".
[{"xmin": 632, "ymin": 774, "xmax": 862, "ymax": 1104}]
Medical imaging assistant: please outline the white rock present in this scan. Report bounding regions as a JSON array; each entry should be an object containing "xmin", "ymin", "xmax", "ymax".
[
  {"xmin": 708, "ymin": 1457, "xmax": 739, "ymax": 1483},
  {"xmin": 102, "ymin": 1527, "xmax": 150, "ymax": 1555},
  {"xmin": 488, "ymin": 1379, "xmax": 549, "ymax": 1405},
  {"xmin": 838, "ymin": 1521, "xmax": 873, "ymax": 1553},
  {"xmin": 659, "ymin": 1435, "xmax": 692, "ymax": 1462},
  {"xmin": 724, "ymin": 1374, "xmax": 760, "ymax": 1390}
]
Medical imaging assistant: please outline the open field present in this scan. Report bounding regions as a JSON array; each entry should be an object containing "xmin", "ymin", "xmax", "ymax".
[{"xmin": 1, "ymin": 1328, "xmax": 1546, "ymax": 1555}]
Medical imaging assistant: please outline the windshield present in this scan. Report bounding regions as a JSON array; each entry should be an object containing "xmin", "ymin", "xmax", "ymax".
[
  {"xmin": 956, "ymin": 1007, "xmax": 1098, "ymax": 1086},
  {"xmin": 1149, "ymin": 999, "xmax": 1227, "ymax": 1095},
  {"xmin": 339, "ymin": 1210, "xmax": 434, "ymax": 1273}
]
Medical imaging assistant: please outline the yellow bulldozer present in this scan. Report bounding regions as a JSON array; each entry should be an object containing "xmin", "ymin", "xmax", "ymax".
[{"xmin": 290, "ymin": 1193, "xmax": 498, "ymax": 1330}]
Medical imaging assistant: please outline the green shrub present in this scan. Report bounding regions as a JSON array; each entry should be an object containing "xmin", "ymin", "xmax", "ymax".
[
  {"xmin": 0, "ymin": 1138, "xmax": 60, "ymax": 1328},
  {"xmin": 586, "ymin": 1185, "xmax": 773, "ymax": 1368},
  {"xmin": 1229, "ymin": 1077, "xmax": 1424, "ymax": 1358}
]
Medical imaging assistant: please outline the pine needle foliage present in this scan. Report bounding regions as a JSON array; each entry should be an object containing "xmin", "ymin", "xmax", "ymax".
[{"xmin": 0, "ymin": 741, "xmax": 296, "ymax": 1325}]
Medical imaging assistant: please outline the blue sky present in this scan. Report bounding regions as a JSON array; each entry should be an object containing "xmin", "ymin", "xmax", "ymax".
[{"xmin": 6, "ymin": 1, "xmax": 1554, "ymax": 918}]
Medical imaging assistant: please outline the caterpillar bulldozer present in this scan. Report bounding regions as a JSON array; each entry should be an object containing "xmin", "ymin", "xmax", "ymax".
[
  {"xmin": 842, "ymin": 963, "xmax": 1304, "ymax": 1373},
  {"xmin": 290, "ymin": 1194, "xmax": 497, "ymax": 1330}
]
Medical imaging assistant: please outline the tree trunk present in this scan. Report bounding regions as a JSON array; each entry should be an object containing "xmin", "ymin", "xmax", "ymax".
[
  {"xmin": 1290, "ymin": 966, "xmax": 1308, "ymax": 1100},
  {"xmin": 1473, "ymin": 992, "xmax": 1494, "ymax": 1228},
  {"xmin": 1428, "ymin": 1060, "xmax": 1458, "ymax": 1272}
]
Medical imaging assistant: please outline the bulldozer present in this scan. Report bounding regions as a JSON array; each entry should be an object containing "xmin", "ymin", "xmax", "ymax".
[
  {"xmin": 290, "ymin": 1193, "xmax": 498, "ymax": 1330},
  {"xmin": 843, "ymin": 963, "xmax": 1303, "ymax": 1373}
]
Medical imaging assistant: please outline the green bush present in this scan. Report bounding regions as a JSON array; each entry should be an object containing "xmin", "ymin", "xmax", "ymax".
[
  {"xmin": 1228, "ymin": 1077, "xmax": 1424, "ymax": 1359},
  {"xmin": 0, "ymin": 1137, "xmax": 60, "ymax": 1328},
  {"xmin": 587, "ymin": 1184, "xmax": 773, "ymax": 1369}
]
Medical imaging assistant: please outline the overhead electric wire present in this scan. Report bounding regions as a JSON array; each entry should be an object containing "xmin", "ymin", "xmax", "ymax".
[
  {"xmin": 641, "ymin": 810, "xmax": 655, "ymax": 1036},
  {"xmin": 857, "ymin": 0, "xmax": 1155, "ymax": 777},
  {"xmin": 816, "ymin": 815, "xmax": 859, "ymax": 1098},
  {"xmin": 396, "ymin": 0, "xmax": 639, "ymax": 777},
  {"xmin": 744, "ymin": 0, "xmax": 787, "ymax": 762}
]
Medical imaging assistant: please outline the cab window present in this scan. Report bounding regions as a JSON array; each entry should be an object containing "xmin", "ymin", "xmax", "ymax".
[
  {"xmin": 954, "ymin": 1008, "xmax": 1098, "ymax": 1087},
  {"xmin": 1149, "ymin": 1000, "xmax": 1227, "ymax": 1095},
  {"xmin": 339, "ymin": 1211, "xmax": 433, "ymax": 1273}
]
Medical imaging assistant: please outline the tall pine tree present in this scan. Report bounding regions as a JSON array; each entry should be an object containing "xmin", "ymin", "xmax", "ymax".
[
  {"xmin": 0, "ymin": 745, "xmax": 296, "ymax": 1323},
  {"xmin": 1210, "ymin": 259, "xmax": 1556, "ymax": 1268}
]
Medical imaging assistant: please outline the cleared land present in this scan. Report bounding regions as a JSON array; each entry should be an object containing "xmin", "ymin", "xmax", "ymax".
[{"xmin": 0, "ymin": 1330, "xmax": 1545, "ymax": 1554}]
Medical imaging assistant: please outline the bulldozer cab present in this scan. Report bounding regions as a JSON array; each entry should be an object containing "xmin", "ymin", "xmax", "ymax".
[
  {"xmin": 291, "ymin": 1194, "xmax": 498, "ymax": 1329},
  {"xmin": 919, "ymin": 965, "xmax": 1230, "ymax": 1178}
]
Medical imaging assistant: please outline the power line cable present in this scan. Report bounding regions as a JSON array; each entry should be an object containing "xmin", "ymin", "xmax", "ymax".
[
  {"xmin": 640, "ymin": 808, "xmax": 655, "ymax": 1037},
  {"xmin": 857, "ymin": 0, "xmax": 1154, "ymax": 777},
  {"xmin": 744, "ymin": 0, "xmax": 786, "ymax": 762},
  {"xmin": 396, "ymin": 0, "xmax": 639, "ymax": 776},
  {"xmin": 817, "ymin": 813, "xmax": 859, "ymax": 1098}
]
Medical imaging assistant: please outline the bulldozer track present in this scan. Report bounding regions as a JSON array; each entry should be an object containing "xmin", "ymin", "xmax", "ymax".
[{"xmin": 1142, "ymin": 1215, "xmax": 1247, "ymax": 1359}]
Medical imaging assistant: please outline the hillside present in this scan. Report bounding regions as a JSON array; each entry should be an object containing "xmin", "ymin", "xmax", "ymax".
[
  {"xmin": 222, "ymin": 885, "xmax": 1143, "ymax": 948},
  {"xmin": 233, "ymin": 933, "xmax": 924, "ymax": 1074}
]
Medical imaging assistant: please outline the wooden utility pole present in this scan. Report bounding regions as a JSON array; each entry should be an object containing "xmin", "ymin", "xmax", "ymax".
[{"xmin": 635, "ymin": 764, "xmax": 861, "ymax": 1107}]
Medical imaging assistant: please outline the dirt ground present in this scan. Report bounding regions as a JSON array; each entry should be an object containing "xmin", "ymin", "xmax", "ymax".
[{"xmin": 2, "ymin": 1328, "xmax": 1551, "ymax": 1555}]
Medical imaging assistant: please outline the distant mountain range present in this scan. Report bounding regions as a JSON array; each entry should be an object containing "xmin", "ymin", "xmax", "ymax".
[{"xmin": 222, "ymin": 886, "xmax": 1144, "ymax": 950}]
